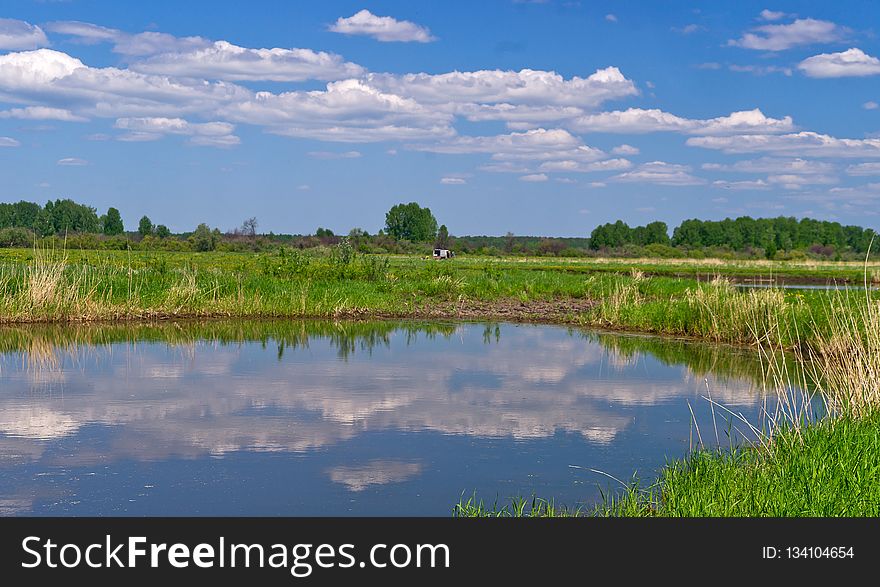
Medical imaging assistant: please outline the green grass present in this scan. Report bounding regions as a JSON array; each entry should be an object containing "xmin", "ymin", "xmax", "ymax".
[
  {"xmin": 596, "ymin": 412, "xmax": 880, "ymax": 516},
  {"xmin": 0, "ymin": 247, "xmax": 877, "ymax": 357}
]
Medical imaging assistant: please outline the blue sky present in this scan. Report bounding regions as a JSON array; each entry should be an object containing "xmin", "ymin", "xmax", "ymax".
[{"xmin": 1, "ymin": 1, "xmax": 879, "ymax": 236}]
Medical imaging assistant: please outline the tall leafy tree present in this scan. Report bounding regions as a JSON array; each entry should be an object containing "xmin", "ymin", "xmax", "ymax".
[
  {"xmin": 385, "ymin": 202, "xmax": 438, "ymax": 242},
  {"xmin": 102, "ymin": 207, "xmax": 124, "ymax": 235},
  {"xmin": 138, "ymin": 215, "xmax": 154, "ymax": 237},
  {"xmin": 435, "ymin": 224, "xmax": 450, "ymax": 248}
]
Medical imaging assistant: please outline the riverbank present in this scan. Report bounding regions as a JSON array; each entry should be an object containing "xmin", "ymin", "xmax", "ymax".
[{"xmin": 1, "ymin": 249, "xmax": 876, "ymax": 353}]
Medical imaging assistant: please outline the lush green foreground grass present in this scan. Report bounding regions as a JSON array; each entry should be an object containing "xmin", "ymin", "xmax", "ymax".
[{"xmin": 455, "ymin": 412, "xmax": 880, "ymax": 517}]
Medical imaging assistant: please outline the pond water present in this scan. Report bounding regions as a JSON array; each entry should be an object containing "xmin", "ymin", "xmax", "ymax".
[{"xmin": 0, "ymin": 320, "xmax": 773, "ymax": 516}]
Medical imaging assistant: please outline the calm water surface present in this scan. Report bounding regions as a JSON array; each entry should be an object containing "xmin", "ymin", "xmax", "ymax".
[{"xmin": 0, "ymin": 320, "xmax": 770, "ymax": 516}]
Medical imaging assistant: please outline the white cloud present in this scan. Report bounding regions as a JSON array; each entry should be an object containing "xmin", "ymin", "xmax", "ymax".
[
  {"xmin": 538, "ymin": 158, "xmax": 632, "ymax": 173},
  {"xmin": 611, "ymin": 144, "xmax": 639, "ymax": 155},
  {"xmin": 413, "ymin": 128, "xmax": 602, "ymax": 160},
  {"xmin": 365, "ymin": 67, "xmax": 637, "ymax": 108},
  {"xmin": 132, "ymin": 41, "xmax": 364, "ymax": 82},
  {"xmin": 440, "ymin": 176, "xmax": 466, "ymax": 184},
  {"xmin": 0, "ymin": 106, "xmax": 87, "ymax": 122},
  {"xmin": 329, "ymin": 10, "xmax": 435, "ymax": 43},
  {"xmin": 57, "ymin": 157, "xmax": 88, "ymax": 165},
  {"xmin": 864, "ymin": 101, "xmax": 879, "ymax": 110},
  {"xmin": 571, "ymin": 108, "xmax": 793, "ymax": 135},
  {"xmin": 845, "ymin": 162, "xmax": 880, "ymax": 176},
  {"xmin": 297, "ymin": 184, "xmax": 311, "ymax": 191},
  {"xmin": 798, "ymin": 48, "xmax": 880, "ymax": 78},
  {"xmin": 728, "ymin": 18, "xmax": 848, "ymax": 51},
  {"xmin": 605, "ymin": 14, "xmax": 618, "ymax": 23},
  {"xmin": 586, "ymin": 182, "xmax": 605, "ymax": 188},
  {"xmin": 712, "ymin": 179, "xmax": 772, "ymax": 190},
  {"xmin": 0, "ymin": 49, "xmax": 251, "ymax": 119},
  {"xmin": 610, "ymin": 161, "xmax": 706, "ymax": 185},
  {"xmin": 759, "ymin": 10, "xmax": 787, "ymax": 22},
  {"xmin": 687, "ymin": 132, "xmax": 880, "ymax": 158},
  {"xmin": 555, "ymin": 177, "xmax": 576, "ymax": 184},
  {"xmin": 729, "ymin": 64, "xmax": 792, "ymax": 76},
  {"xmin": 221, "ymin": 79, "xmax": 453, "ymax": 143},
  {"xmin": 0, "ymin": 19, "xmax": 49, "ymax": 50},
  {"xmin": 519, "ymin": 173, "xmax": 548, "ymax": 182},
  {"xmin": 307, "ymin": 150, "xmax": 362, "ymax": 159},
  {"xmin": 45, "ymin": 21, "xmax": 210, "ymax": 56},
  {"xmin": 0, "ymin": 137, "xmax": 20, "ymax": 147},
  {"xmin": 701, "ymin": 157, "xmax": 835, "ymax": 175},
  {"xmin": 114, "ymin": 117, "xmax": 239, "ymax": 147},
  {"xmin": 766, "ymin": 173, "xmax": 837, "ymax": 189}
]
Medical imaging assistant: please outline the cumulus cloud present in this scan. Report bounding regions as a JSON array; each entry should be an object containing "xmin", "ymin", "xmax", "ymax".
[
  {"xmin": 519, "ymin": 173, "xmax": 548, "ymax": 182},
  {"xmin": 865, "ymin": 101, "xmax": 879, "ymax": 110},
  {"xmin": 570, "ymin": 108, "xmax": 793, "ymax": 135},
  {"xmin": 366, "ymin": 67, "xmax": 637, "ymax": 109},
  {"xmin": 57, "ymin": 157, "xmax": 88, "ymax": 165},
  {"xmin": 798, "ymin": 48, "xmax": 880, "ymax": 78},
  {"xmin": 538, "ymin": 158, "xmax": 632, "ymax": 173},
  {"xmin": 611, "ymin": 144, "xmax": 639, "ymax": 155},
  {"xmin": 0, "ymin": 19, "xmax": 49, "ymax": 50},
  {"xmin": 329, "ymin": 9, "xmax": 435, "ymax": 43},
  {"xmin": 131, "ymin": 41, "xmax": 364, "ymax": 82},
  {"xmin": 440, "ymin": 176, "xmax": 466, "ymax": 184},
  {"xmin": 413, "ymin": 128, "xmax": 604, "ymax": 162},
  {"xmin": 0, "ymin": 106, "xmax": 87, "ymax": 121},
  {"xmin": 759, "ymin": 10, "xmax": 787, "ymax": 22},
  {"xmin": 221, "ymin": 78, "xmax": 453, "ymax": 143},
  {"xmin": 610, "ymin": 161, "xmax": 706, "ymax": 185},
  {"xmin": 687, "ymin": 132, "xmax": 880, "ymax": 158},
  {"xmin": 45, "ymin": 21, "xmax": 210, "ymax": 56},
  {"xmin": 0, "ymin": 137, "xmax": 20, "ymax": 147},
  {"xmin": 114, "ymin": 117, "xmax": 239, "ymax": 147},
  {"xmin": 728, "ymin": 17, "xmax": 848, "ymax": 51},
  {"xmin": 0, "ymin": 49, "xmax": 251, "ymax": 119}
]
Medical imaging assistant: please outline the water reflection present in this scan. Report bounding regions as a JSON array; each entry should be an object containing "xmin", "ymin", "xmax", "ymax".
[{"xmin": 0, "ymin": 320, "xmax": 775, "ymax": 515}]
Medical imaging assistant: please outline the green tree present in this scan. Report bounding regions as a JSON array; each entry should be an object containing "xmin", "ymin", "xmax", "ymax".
[
  {"xmin": 155, "ymin": 224, "xmax": 171, "ymax": 238},
  {"xmin": 102, "ymin": 207, "xmax": 124, "ymax": 235},
  {"xmin": 191, "ymin": 223, "xmax": 217, "ymax": 251},
  {"xmin": 643, "ymin": 221, "xmax": 670, "ymax": 246},
  {"xmin": 138, "ymin": 215, "xmax": 154, "ymax": 237},
  {"xmin": 435, "ymin": 224, "xmax": 450, "ymax": 248},
  {"xmin": 385, "ymin": 202, "xmax": 438, "ymax": 242}
]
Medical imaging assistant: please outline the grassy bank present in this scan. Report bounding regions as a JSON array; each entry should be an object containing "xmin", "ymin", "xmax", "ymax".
[{"xmin": 1, "ymin": 248, "xmax": 877, "ymax": 354}]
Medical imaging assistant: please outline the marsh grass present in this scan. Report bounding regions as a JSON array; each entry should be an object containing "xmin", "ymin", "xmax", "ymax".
[{"xmin": 453, "ymin": 495, "xmax": 582, "ymax": 518}]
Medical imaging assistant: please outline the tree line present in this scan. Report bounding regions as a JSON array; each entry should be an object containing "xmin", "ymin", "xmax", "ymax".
[
  {"xmin": 1, "ymin": 197, "xmax": 877, "ymax": 259},
  {"xmin": 590, "ymin": 216, "xmax": 877, "ymax": 257}
]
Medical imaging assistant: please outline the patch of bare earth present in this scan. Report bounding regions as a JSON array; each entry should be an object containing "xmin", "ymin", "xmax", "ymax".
[{"xmin": 363, "ymin": 297, "xmax": 597, "ymax": 323}]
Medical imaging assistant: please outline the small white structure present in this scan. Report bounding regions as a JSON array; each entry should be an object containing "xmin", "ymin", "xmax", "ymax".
[{"xmin": 432, "ymin": 248, "xmax": 454, "ymax": 259}]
